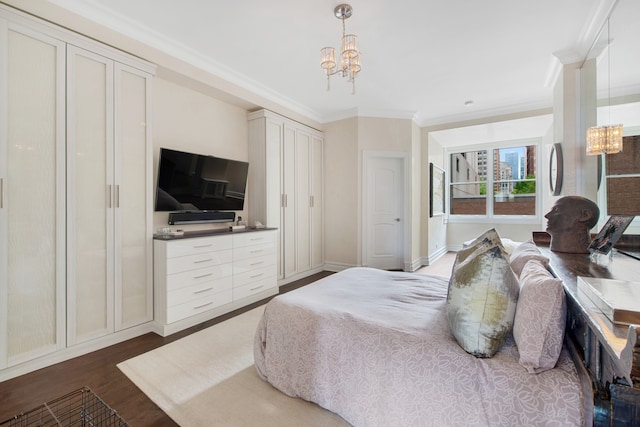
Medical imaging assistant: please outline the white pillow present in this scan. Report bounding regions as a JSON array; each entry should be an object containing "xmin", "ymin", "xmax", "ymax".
[
  {"xmin": 510, "ymin": 240, "xmax": 549, "ymax": 277},
  {"xmin": 513, "ymin": 259, "xmax": 566, "ymax": 373}
]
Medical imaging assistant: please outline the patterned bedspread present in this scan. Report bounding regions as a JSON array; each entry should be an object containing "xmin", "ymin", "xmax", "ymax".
[{"xmin": 254, "ymin": 267, "xmax": 583, "ymax": 427}]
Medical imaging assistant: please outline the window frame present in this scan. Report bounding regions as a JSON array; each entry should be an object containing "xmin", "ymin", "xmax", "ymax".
[
  {"xmin": 446, "ymin": 138, "xmax": 542, "ymax": 225},
  {"xmin": 597, "ymin": 127, "xmax": 640, "ymax": 230}
]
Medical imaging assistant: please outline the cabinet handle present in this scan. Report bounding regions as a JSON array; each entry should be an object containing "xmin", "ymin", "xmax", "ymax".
[
  {"xmin": 250, "ymin": 285, "xmax": 265, "ymax": 291},
  {"xmin": 250, "ymin": 249, "xmax": 264, "ymax": 254},
  {"xmin": 107, "ymin": 185, "xmax": 112, "ymax": 208},
  {"xmin": 194, "ymin": 302, "xmax": 213, "ymax": 310},
  {"xmin": 0, "ymin": 178, "xmax": 4, "ymax": 209},
  {"xmin": 193, "ymin": 258, "xmax": 213, "ymax": 264},
  {"xmin": 250, "ymin": 237, "xmax": 264, "ymax": 241},
  {"xmin": 310, "ymin": 195, "xmax": 314, "ymax": 207},
  {"xmin": 250, "ymin": 273, "xmax": 264, "ymax": 279},
  {"xmin": 193, "ymin": 272, "xmax": 213, "ymax": 279},
  {"xmin": 194, "ymin": 287, "xmax": 213, "ymax": 294},
  {"xmin": 250, "ymin": 261, "xmax": 264, "ymax": 266},
  {"xmin": 193, "ymin": 244, "xmax": 213, "ymax": 248},
  {"xmin": 115, "ymin": 184, "xmax": 120, "ymax": 208}
]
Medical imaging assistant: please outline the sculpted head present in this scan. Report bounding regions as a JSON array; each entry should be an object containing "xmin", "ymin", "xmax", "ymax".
[{"xmin": 544, "ymin": 196, "xmax": 600, "ymax": 253}]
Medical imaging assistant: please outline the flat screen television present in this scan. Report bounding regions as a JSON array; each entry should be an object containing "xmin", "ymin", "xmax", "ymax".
[{"xmin": 155, "ymin": 148, "xmax": 249, "ymax": 212}]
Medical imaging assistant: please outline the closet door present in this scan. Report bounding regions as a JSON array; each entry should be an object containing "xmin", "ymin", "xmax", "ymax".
[
  {"xmin": 114, "ymin": 63, "xmax": 152, "ymax": 330},
  {"xmin": 0, "ymin": 23, "xmax": 66, "ymax": 367},
  {"xmin": 295, "ymin": 129, "xmax": 312, "ymax": 274},
  {"xmin": 311, "ymin": 135, "xmax": 324, "ymax": 269},
  {"xmin": 282, "ymin": 124, "xmax": 297, "ymax": 278},
  {"xmin": 66, "ymin": 46, "xmax": 114, "ymax": 345}
]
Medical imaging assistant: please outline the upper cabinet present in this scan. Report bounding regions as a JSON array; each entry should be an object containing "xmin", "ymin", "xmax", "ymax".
[
  {"xmin": 248, "ymin": 110, "xmax": 324, "ymax": 283},
  {"xmin": 0, "ymin": 4, "xmax": 155, "ymax": 374}
]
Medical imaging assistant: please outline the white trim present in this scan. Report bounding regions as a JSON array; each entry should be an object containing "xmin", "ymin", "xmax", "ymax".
[{"xmin": 323, "ymin": 262, "xmax": 356, "ymax": 273}]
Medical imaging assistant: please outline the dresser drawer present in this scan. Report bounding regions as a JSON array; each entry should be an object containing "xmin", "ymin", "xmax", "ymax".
[
  {"xmin": 233, "ymin": 276, "xmax": 276, "ymax": 300},
  {"xmin": 167, "ymin": 276, "xmax": 233, "ymax": 307},
  {"xmin": 166, "ymin": 263, "xmax": 233, "ymax": 291},
  {"xmin": 233, "ymin": 242, "xmax": 275, "ymax": 261},
  {"xmin": 233, "ymin": 231, "xmax": 275, "ymax": 248},
  {"xmin": 166, "ymin": 289, "xmax": 233, "ymax": 324},
  {"xmin": 233, "ymin": 254, "xmax": 276, "ymax": 275},
  {"xmin": 166, "ymin": 249, "xmax": 232, "ymax": 275},
  {"xmin": 166, "ymin": 235, "xmax": 233, "ymax": 258},
  {"xmin": 234, "ymin": 264, "xmax": 277, "ymax": 288}
]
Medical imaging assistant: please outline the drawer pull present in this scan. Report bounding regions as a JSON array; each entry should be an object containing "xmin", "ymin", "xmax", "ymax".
[
  {"xmin": 194, "ymin": 287, "xmax": 213, "ymax": 294},
  {"xmin": 250, "ymin": 261, "xmax": 264, "ymax": 266},
  {"xmin": 193, "ymin": 273, "xmax": 213, "ymax": 279},
  {"xmin": 250, "ymin": 249, "xmax": 264, "ymax": 254},
  {"xmin": 250, "ymin": 237, "xmax": 264, "ymax": 241},
  {"xmin": 193, "ymin": 244, "xmax": 213, "ymax": 248},
  {"xmin": 193, "ymin": 258, "xmax": 213, "ymax": 264},
  {"xmin": 194, "ymin": 302, "xmax": 213, "ymax": 310},
  {"xmin": 250, "ymin": 273, "xmax": 264, "ymax": 279},
  {"xmin": 250, "ymin": 285, "xmax": 265, "ymax": 291}
]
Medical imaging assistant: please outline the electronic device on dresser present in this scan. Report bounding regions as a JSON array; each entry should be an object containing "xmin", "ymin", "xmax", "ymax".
[{"xmin": 155, "ymin": 148, "xmax": 249, "ymax": 223}]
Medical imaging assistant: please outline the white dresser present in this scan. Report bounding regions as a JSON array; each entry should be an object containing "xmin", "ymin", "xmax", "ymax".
[{"xmin": 154, "ymin": 229, "xmax": 277, "ymax": 336}]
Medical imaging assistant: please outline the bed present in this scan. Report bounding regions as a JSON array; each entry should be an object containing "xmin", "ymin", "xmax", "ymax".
[{"xmin": 253, "ymin": 266, "xmax": 584, "ymax": 426}]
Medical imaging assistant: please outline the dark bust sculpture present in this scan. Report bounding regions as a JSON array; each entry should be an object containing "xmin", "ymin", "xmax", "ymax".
[{"xmin": 545, "ymin": 196, "xmax": 600, "ymax": 253}]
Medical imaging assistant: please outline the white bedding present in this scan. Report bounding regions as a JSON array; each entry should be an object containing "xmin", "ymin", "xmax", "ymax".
[{"xmin": 254, "ymin": 267, "xmax": 583, "ymax": 427}]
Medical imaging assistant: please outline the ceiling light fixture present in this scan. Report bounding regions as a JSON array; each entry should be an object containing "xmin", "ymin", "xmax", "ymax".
[
  {"xmin": 586, "ymin": 19, "xmax": 623, "ymax": 156},
  {"xmin": 320, "ymin": 4, "xmax": 361, "ymax": 94}
]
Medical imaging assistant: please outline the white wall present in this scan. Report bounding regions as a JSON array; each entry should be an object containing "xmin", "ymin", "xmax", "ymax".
[{"xmin": 152, "ymin": 77, "xmax": 250, "ymax": 230}]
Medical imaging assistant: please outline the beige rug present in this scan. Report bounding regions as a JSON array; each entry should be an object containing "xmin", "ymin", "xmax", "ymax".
[{"xmin": 117, "ymin": 306, "xmax": 349, "ymax": 427}]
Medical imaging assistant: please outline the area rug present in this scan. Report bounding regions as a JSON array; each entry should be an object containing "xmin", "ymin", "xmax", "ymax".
[{"xmin": 117, "ymin": 306, "xmax": 349, "ymax": 427}]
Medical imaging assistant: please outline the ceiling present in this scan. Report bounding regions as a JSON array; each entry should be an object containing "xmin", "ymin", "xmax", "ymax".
[{"xmin": 49, "ymin": 0, "xmax": 611, "ymax": 127}]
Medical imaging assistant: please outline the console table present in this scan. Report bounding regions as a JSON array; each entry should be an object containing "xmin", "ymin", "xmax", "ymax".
[{"xmin": 537, "ymin": 244, "xmax": 640, "ymax": 426}]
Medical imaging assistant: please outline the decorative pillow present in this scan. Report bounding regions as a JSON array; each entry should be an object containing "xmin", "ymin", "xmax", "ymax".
[
  {"xmin": 447, "ymin": 229, "xmax": 519, "ymax": 357},
  {"xmin": 510, "ymin": 240, "xmax": 549, "ymax": 277},
  {"xmin": 513, "ymin": 259, "xmax": 566, "ymax": 373}
]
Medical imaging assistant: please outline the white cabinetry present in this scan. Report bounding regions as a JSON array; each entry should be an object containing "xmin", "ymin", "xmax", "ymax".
[
  {"xmin": 154, "ymin": 230, "xmax": 277, "ymax": 336},
  {"xmin": 66, "ymin": 46, "xmax": 153, "ymax": 346},
  {"xmin": 248, "ymin": 110, "xmax": 324, "ymax": 284},
  {"xmin": 0, "ymin": 4, "xmax": 154, "ymax": 378}
]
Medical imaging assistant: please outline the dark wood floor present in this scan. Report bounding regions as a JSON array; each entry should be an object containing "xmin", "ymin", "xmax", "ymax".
[{"xmin": 0, "ymin": 272, "xmax": 332, "ymax": 426}]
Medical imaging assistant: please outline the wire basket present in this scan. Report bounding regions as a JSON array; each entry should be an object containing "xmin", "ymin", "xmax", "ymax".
[{"xmin": 0, "ymin": 387, "xmax": 129, "ymax": 427}]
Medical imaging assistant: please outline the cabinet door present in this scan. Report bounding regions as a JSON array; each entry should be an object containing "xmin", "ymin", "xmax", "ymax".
[
  {"xmin": 0, "ymin": 23, "xmax": 66, "ymax": 367},
  {"xmin": 66, "ymin": 46, "xmax": 114, "ymax": 345},
  {"xmin": 295, "ymin": 129, "xmax": 312, "ymax": 273},
  {"xmin": 311, "ymin": 135, "xmax": 324, "ymax": 269},
  {"xmin": 282, "ymin": 124, "xmax": 297, "ymax": 278},
  {"xmin": 114, "ymin": 64, "xmax": 152, "ymax": 330}
]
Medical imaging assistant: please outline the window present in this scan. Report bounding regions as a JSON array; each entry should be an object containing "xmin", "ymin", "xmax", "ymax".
[
  {"xmin": 604, "ymin": 135, "xmax": 640, "ymax": 216},
  {"xmin": 449, "ymin": 144, "xmax": 538, "ymax": 217}
]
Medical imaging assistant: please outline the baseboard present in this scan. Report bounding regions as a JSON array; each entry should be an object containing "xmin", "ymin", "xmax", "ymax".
[
  {"xmin": 428, "ymin": 246, "xmax": 450, "ymax": 265},
  {"xmin": 277, "ymin": 266, "xmax": 327, "ymax": 286},
  {"xmin": 0, "ymin": 322, "xmax": 156, "ymax": 382},
  {"xmin": 322, "ymin": 262, "xmax": 356, "ymax": 273}
]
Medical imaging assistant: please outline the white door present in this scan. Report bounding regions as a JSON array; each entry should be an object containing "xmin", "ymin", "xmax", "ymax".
[{"xmin": 364, "ymin": 155, "xmax": 405, "ymax": 270}]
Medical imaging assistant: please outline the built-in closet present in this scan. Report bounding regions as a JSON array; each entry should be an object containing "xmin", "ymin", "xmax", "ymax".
[
  {"xmin": 248, "ymin": 110, "xmax": 324, "ymax": 284},
  {"xmin": 0, "ymin": 4, "xmax": 154, "ymax": 378}
]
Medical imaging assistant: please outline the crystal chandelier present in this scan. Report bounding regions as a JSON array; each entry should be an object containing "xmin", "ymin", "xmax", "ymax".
[
  {"xmin": 586, "ymin": 124, "xmax": 623, "ymax": 155},
  {"xmin": 586, "ymin": 19, "xmax": 623, "ymax": 156},
  {"xmin": 320, "ymin": 4, "xmax": 361, "ymax": 94}
]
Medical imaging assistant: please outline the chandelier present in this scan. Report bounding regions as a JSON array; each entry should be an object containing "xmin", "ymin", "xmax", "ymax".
[
  {"xmin": 586, "ymin": 18, "xmax": 623, "ymax": 156},
  {"xmin": 320, "ymin": 4, "xmax": 361, "ymax": 94},
  {"xmin": 586, "ymin": 124, "xmax": 623, "ymax": 155}
]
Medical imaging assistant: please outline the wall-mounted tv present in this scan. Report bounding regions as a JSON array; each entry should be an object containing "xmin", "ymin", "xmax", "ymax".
[{"xmin": 155, "ymin": 148, "xmax": 249, "ymax": 212}]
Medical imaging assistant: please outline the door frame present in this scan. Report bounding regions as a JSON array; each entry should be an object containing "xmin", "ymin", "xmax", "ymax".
[{"xmin": 362, "ymin": 150, "xmax": 410, "ymax": 270}]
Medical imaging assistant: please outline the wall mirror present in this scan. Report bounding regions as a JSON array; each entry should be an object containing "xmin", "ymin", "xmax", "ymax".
[{"xmin": 583, "ymin": 0, "xmax": 640, "ymax": 232}]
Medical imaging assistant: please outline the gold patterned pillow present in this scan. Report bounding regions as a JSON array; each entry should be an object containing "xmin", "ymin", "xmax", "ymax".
[{"xmin": 447, "ymin": 229, "xmax": 519, "ymax": 357}]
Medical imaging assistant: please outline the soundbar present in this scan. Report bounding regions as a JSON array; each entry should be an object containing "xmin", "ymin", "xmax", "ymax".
[{"xmin": 168, "ymin": 211, "xmax": 236, "ymax": 225}]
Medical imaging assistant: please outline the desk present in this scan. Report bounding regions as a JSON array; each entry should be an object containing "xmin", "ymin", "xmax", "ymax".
[{"xmin": 538, "ymin": 246, "xmax": 640, "ymax": 426}]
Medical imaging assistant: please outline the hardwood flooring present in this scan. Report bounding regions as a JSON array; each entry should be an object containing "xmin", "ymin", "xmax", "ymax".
[{"xmin": 0, "ymin": 272, "xmax": 332, "ymax": 426}]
